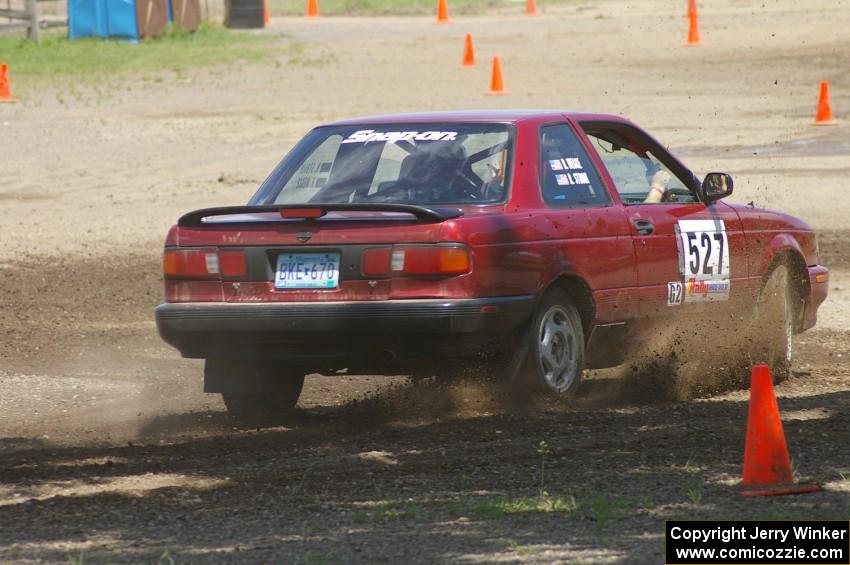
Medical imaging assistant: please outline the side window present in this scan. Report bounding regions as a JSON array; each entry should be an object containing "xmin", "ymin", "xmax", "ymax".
[
  {"xmin": 539, "ymin": 124, "xmax": 610, "ymax": 208},
  {"xmin": 582, "ymin": 126, "xmax": 697, "ymax": 205},
  {"xmin": 275, "ymin": 135, "xmax": 342, "ymax": 203},
  {"xmin": 367, "ymin": 142, "xmax": 408, "ymax": 195}
]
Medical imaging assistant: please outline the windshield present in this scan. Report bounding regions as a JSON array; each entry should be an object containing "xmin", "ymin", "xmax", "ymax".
[{"xmin": 250, "ymin": 123, "xmax": 514, "ymax": 206}]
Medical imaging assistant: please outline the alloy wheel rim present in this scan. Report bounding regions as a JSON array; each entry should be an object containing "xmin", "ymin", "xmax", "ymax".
[
  {"xmin": 782, "ymin": 290, "xmax": 793, "ymax": 364},
  {"xmin": 538, "ymin": 306, "xmax": 578, "ymax": 393}
]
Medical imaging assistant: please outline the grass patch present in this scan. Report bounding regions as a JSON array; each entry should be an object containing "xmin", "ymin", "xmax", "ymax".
[
  {"xmin": 284, "ymin": 42, "xmax": 337, "ymax": 67},
  {"xmin": 349, "ymin": 491, "xmax": 646, "ymax": 527},
  {"xmin": 0, "ymin": 23, "xmax": 271, "ymax": 84},
  {"xmin": 686, "ymin": 484, "xmax": 703, "ymax": 505},
  {"xmin": 463, "ymin": 492, "xmax": 642, "ymax": 524},
  {"xmin": 352, "ymin": 499, "xmax": 422, "ymax": 522},
  {"xmin": 474, "ymin": 493, "xmax": 580, "ymax": 519},
  {"xmin": 269, "ymin": 0, "xmax": 577, "ymax": 16},
  {"xmin": 583, "ymin": 493, "xmax": 636, "ymax": 525},
  {"xmin": 299, "ymin": 552, "xmax": 335, "ymax": 565}
]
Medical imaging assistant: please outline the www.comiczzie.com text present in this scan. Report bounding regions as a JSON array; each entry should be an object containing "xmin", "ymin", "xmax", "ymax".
[{"xmin": 665, "ymin": 521, "xmax": 850, "ymax": 565}]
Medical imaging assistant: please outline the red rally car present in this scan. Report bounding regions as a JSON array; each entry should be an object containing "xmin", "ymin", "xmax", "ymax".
[{"xmin": 155, "ymin": 111, "xmax": 829, "ymax": 423}]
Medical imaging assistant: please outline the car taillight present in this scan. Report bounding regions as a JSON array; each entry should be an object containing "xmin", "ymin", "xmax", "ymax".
[
  {"xmin": 163, "ymin": 249, "xmax": 247, "ymax": 278},
  {"xmin": 361, "ymin": 245, "xmax": 470, "ymax": 276},
  {"xmin": 399, "ymin": 246, "xmax": 470, "ymax": 275}
]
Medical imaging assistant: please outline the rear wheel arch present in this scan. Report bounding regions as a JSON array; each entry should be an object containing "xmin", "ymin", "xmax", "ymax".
[{"xmin": 544, "ymin": 274, "xmax": 595, "ymax": 341}]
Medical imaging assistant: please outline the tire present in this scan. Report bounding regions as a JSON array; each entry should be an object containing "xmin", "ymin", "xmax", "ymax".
[
  {"xmin": 515, "ymin": 289, "xmax": 585, "ymax": 397},
  {"xmin": 206, "ymin": 360, "xmax": 305, "ymax": 426},
  {"xmin": 751, "ymin": 263, "xmax": 794, "ymax": 382},
  {"xmin": 222, "ymin": 381, "xmax": 304, "ymax": 427}
]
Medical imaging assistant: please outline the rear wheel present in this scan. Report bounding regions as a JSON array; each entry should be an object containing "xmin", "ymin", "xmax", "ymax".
[
  {"xmin": 751, "ymin": 264, "xmax": 794, "ymax": 382},
  {"xmin": 205, "ymin": 359, "xmax": 305, "ymax": 426},
  {"xmin": 222, "ymin": 381, "xmax": 304, "ymax": 427},
  {"xmin": 515, "ymin": 289, "xmax": 585, "ymax": 397}
]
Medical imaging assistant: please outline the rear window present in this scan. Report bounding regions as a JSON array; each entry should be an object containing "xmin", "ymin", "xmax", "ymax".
[{"xmin": 251, "ymin": 123, "xmax": 514, "ymax": 206}]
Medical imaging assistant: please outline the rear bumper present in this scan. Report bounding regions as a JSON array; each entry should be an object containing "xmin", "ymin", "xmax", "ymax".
[
  {"xmin": 802, "ymin": 265, "xmax": 829, "ymax": 331},
  {"xmin": 155, "ymin": 296, "xmax": 536, "ymax": 365}
]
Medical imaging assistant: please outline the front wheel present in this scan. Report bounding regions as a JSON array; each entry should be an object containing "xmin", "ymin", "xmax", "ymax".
[
  {"xmin": 751, "ymin": 264, "xmax": 794, "ymax": 382},
  {"xmin": 515, "ymin": 289, "xmax": 585, "ymax": 397}
]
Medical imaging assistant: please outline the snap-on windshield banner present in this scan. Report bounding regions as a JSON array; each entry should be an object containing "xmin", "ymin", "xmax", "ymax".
[{"xmin": 665, "ymin": 520, "xmax": 850, "ymax": 565}]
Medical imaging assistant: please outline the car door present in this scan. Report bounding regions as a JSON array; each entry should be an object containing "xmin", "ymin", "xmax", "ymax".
[
  {"xmin": 538, "ymin": 122, "xmax": 637, "ymax": 323},
  {"xmin": 578, "ymin": 120, "xmax": 748, "ymax": 317}
]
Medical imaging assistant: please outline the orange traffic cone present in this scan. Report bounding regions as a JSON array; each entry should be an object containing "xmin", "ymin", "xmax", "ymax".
[
  {"xmin": 686, "ymin": 3, "xmax": 700, "ymax": 46},
  {"xmin": 0, "ymin": 63, "xmax": 16, "ymax": 103},
  {"xmin": 435, "ymin": 0, "xmax": 450, "ymax": 24},
  {"xmin": 741, "ymin": 365, "xmax": 821, "ymax": 497},
  {"xmin": 814, "ymin": 81, "xmax": 835, "ymax": 125},
  {"xmin": 306, "ymin": 0, "xmax": 319, "ymax": 18},
  {"xmin": 487, "ymin": 56, "xmax": 505, "ymax": 95},
  {"xmin": 263, "ymin": 0, "xmax": 269, "ymax": 25},
  {"xmin": 526, "ymin": 0, "xmax": 537, "ymax": 16},
  {"xmin": 461, "ymin": 33, "xmax": 475, "ymax": 67}
]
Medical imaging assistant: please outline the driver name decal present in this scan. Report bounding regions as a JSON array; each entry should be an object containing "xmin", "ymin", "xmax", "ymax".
[
  {"xmin": 548, "ymin": 157, "xmax": 583, "ymax": 171},
  {"xmin": 555, "ymin": 172, "xmax": 590, "ymax": 186},
  {"xmin": 341, "ymin": 130, "xmax": 458, "ymax": 144},
  {"xmin": 675, "ymin": 219, "xmax": 731, "ymax": 303}
]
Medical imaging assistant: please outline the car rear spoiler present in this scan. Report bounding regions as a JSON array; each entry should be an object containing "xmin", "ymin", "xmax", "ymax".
[{"xmin": 177, "ymin": 204, "xmax": 465, "ymax": 228}]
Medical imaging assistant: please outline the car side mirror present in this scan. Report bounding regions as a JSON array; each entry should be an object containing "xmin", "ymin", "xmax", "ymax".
[{"xmin": 701, "ymin": 172, "xmax": 733, "ymax": 203}]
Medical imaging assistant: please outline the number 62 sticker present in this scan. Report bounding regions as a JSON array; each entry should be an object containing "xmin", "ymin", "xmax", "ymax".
[{"xmin": 667, "ymin": 281, "xmax": 683, "ymax": 306}]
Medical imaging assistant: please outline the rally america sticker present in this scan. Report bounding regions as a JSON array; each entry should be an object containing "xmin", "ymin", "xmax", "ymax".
[
  {"xmin": 341, "ymin": 130, "xmax": 458, "ymax": 144},
  {"xmin": 674, "ymin": 219, "xmax": 731, "ymax": 303}
]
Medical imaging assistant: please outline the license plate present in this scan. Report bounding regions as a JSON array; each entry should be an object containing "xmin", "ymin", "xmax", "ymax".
[{"xmin": 274, "ymin": 253, "xmax": 340, "ymax": 289}]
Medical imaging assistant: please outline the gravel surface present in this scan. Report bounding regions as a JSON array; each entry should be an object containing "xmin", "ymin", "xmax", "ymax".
[{"xmin": 1, "ymin": 0, "xmax": 849, "ymax": 562}]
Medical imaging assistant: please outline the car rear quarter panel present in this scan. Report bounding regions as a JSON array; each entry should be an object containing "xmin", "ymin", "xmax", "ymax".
[{"xmin": 444, "ymin": 210, "xmax": 633, "ymax": 302}]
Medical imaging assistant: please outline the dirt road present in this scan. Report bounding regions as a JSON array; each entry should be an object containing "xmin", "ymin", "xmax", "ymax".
[{"xmin": 1, "ymin": 0, "xmax": 849, "ymax": 562}]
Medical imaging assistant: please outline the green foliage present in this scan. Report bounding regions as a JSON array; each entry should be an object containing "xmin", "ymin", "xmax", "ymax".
[
  {"xmin": 0, "ymin": 23, "xmax": 271, "ymax": 83},
  {"xmin": 536, "ymin": 440, "xmax": 550, "ymax": 495},
  {"xmin": 283, "ymin": 42, "xmax": 337, "ymax": 67},
  {"xmin": 352, "ymin": 499, "xmax": 421, "ymax": 522},
  {"xmin": 301, "ymin": 551, "xmax": 335, "ymax": 565},
  {"xmin": 474, "ymin": 493, "xmax": 579, "ymax": 518},
  {"xmin": 582, "ymin": 493, "xmax": 637, "ymax": 525},
  {"xmin": 686, "ymin": 485, "xmax": 703, "ymax": 505}
]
